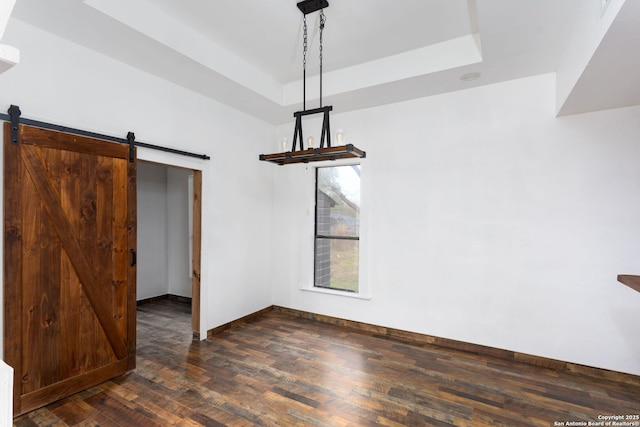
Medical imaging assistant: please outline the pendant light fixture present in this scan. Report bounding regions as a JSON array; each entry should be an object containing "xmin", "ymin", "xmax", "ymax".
[{"xmin": 259, "ymin": 0, "xmax": 366, "ymax": 165}]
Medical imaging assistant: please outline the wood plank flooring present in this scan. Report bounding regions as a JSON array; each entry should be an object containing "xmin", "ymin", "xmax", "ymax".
[{"xmin": 13, "ymin": 299, "xmax": 640, "ymax": 426}]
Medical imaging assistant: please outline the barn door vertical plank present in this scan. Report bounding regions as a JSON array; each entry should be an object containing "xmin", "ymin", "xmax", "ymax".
[
  {"xmin": 21, "ymin": 146, "xmax": 43, "ymax": 396},
  {"xmin": 59, "ymin": 150, "xmax": 82, "ymax": 377},
  {"xmin": 38, "ymin": 147, "xmax": 63, "ymax": 389},
  {"xmin": 126, "ymin": 152, "xmax": 137, "ymax": 370},
  {"xmin": 4, "ymin": 122, "xmax": 24, "ymax": 414},
  {"xmin": 80, "ymin": 152, "xmax": 110, "ymax": 366},
  {"xmin": 110, "ymin": 158, "xmax": 127, "ymax": 344},
  {"xmin": 95, "ymin": 155, "xmax": 114, "ymax": 287},
  {"xmin": 95, "ymin": 155, "xmax": 117, "ymax": 343}
]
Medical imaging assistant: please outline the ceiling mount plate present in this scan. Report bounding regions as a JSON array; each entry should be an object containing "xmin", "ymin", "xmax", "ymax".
[{"xmin": 297, "ymin": 0, "xmax": 329, "ymax": 15}]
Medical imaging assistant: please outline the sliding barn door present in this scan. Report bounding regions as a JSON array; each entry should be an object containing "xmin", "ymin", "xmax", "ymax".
[{"xmin": 3, "ymin": 122, "xmax": 137, "ymax": 415}]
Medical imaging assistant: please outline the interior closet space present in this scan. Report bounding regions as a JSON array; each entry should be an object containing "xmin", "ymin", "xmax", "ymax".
[{"xmin": 137, "ymin": 162, "xmax": 194, "ymax": 302}]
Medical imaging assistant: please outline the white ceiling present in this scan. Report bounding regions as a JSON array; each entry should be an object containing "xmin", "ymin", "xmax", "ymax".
[
  {"xmin": 146, "ymin": 0, "xmax": 477, "ymax": 84},
  {"xmin": 9, "ymin": 0, "xmax": 640, "ymax": 123}
]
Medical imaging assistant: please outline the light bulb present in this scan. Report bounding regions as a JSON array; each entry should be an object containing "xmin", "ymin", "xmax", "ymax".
[
  {"xmin": 281, "ymin": 137, "xmax": 288, "ymax": 152},
  {"xmin": 307, "ymin": 136, "xmax": 314, "ymax": 148},
  {"xmin": 336, "ymin": 129, "xmax": 345, "ymax": 145}
]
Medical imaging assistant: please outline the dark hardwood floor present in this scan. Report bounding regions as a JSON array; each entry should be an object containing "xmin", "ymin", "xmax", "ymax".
[{"xmin": 13, "ymin": 299, "xmax": 640, "ymax": 426}]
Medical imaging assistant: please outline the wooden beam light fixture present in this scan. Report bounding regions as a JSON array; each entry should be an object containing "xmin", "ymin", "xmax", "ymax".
[{"xmin": 259, "ymin": 0, "xmax": 366, "ymax": 165}]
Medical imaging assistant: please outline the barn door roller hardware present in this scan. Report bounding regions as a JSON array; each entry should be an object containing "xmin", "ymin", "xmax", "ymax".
[
  {"xmin": 1, "ymin": 105, "xmax": 210, "ymax": 161},
  {"xmin": 127, "ymin": 132, "xmax": 136, "ymax": 163},
  {"xmin": 259, "ymin": 1, "xmax": 366, "ymax": 165},
  {"xmin": 8, "ymin": 104, "xmax": 20, "ymax": 144}
]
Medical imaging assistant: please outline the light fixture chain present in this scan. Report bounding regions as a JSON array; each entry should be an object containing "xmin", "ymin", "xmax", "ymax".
[
  {"xmin": 319, "ymin": 10, "xmax": 325, "ymax": 66},
  {"xmin": 303, "ymin": 15, "xmax": 307, "ymax": 71},
  {"xmin": 303, "ymin": 14, "xmax": 308, "ymax": 111},
  {"xmin": 319, "ymin": 9, "xmax": 325, "ymax": 107}
]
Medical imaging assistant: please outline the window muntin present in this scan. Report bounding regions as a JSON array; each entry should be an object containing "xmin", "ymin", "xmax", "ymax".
[{"xmin": 314, "ymin": 165, "xmax": 360, "ymax": 292}]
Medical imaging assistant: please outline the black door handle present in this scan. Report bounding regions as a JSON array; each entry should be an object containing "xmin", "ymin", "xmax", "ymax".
[{"xmin": 131, "ymin": 249, "xmax": 137, "ymax": 267}]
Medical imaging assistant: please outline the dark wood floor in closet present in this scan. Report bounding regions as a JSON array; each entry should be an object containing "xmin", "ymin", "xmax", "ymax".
[{"xmin": 13, "ymin": 299, "xmax": 640, "ymax": 426}]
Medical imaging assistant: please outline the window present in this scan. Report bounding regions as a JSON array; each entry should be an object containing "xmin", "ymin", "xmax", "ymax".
[{"xmin": 314, "ymin": 165, "xmax": 360, "ymax": 292}]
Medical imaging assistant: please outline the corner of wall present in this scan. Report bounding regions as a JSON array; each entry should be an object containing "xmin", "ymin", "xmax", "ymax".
[
  {"xmin": 555, "ymin": 0, "xmax": 626, "ymax": 115},
  {"xmin": 0, "ymin": 0, "xmax": 20, "ymax": 74}
]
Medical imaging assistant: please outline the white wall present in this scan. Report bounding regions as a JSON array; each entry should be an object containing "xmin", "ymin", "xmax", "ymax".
[
  {"xmin": 167, "ymin": 167, "xmax": 192, "ymax": 298},
  {"xmin": 137, "ymin": 162, "xmax": 170, "ymax": 300},
  {"xmin": 0, "ymin": 360, "xmax": 11, "ymax": 426},
  {"xmin": 272, "ymin": 73, "xmax": 640, "ymax": 376},
  {"xmin": 0, "ymin": 18, "xmax": 274, "ymax": 344}
]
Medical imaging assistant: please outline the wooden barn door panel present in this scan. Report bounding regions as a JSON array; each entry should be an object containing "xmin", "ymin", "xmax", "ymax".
[{"xmin": 3, "ymin": 123, "xmax": 137, "ymax": 415}]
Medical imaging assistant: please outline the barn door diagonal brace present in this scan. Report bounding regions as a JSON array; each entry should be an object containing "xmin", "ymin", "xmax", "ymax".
[
  {"xmin": 8, "ymin": 104, "xmax": 21, "ymax": 145},
  {"xmin": 20, "ymin": 144, "xmax": 128, "ymax": 358}
]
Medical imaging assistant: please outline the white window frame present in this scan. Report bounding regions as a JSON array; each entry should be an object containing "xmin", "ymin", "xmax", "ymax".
[{"xmin": 299, "ymin": 159, "xmax": 371, "ymax": 300}]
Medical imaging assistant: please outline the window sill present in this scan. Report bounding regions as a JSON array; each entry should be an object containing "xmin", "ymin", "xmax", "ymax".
[{"xmin": 300, "ymin": 286, "xmax": 371, "ymax": 300}]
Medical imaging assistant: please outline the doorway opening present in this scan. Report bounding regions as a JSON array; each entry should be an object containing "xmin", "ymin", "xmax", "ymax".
[{"xmin": 136, "ymin": 161, "xmax": 202, "ymax": 339}]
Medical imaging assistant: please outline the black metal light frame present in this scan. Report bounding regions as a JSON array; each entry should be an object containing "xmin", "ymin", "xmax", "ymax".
[{"xmin": 259, "ymin": 0, "xmax": 366, "ymax": 165}]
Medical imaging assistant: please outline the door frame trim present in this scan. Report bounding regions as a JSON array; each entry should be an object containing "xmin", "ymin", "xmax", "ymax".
[{"xmin": 191, "ymin": 170, "xmax": 202, "ymax": 339}]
